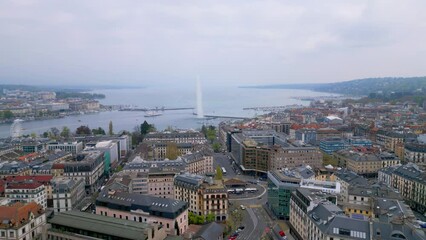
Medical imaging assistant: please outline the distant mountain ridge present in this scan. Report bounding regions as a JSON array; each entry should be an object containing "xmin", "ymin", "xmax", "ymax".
[{"xmin": 242, "ymin": 77, "xmax": 426, "ymax": 96}]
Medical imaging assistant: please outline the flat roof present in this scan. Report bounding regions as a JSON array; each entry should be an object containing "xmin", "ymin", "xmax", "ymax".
[{"xmin": 49, "ymin": 211, "xmax": 151, "ymax": 240}]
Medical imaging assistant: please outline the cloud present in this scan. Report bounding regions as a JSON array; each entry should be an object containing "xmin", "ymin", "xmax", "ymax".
[{"xmin": 0, "ymin": 0, "xmax": 425, "ymax": 86}]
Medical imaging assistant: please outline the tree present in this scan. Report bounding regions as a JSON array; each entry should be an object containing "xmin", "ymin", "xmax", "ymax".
[
  {"xmin": 60, "ymin": 126, "xmax": 70, "ymax": 139},
  {"xmin": 188, "ymin": 212, "xmax": 197, "ymax": 224},
  {"xmin": 76, "ymin": 125, "xmax": 91, "ymax": 135},
  {"xmin": 140, "ymin": 121, "xmax": 151, "ymax": 135},
  {"xmin": 30, "ymin": 132, "xmax": 37, "ymax": 139},
  {"xmin": 212, "ymin": 142, "xmax": 221, "ymax": 152},
  {"xmin": 2, "ymin": 110, "xmax": 14, "ymax": 119},
  {"xmin": 42, "ymin": 131, "xmax": 49, "ymax": 138},
  {"xmin": 108, "ymin": 121, "xmax": 114, "ymax": 135},
  {"xmin": 215, "ymin": 166, "xmax": 223, "ymax": 180},
  {"xmin": 206, "ymin": 213, "xmax": 215, "ymax": 223},
  {"xmin": 92, "ymin": 127, "xmax": 106, "ymax": 135}
]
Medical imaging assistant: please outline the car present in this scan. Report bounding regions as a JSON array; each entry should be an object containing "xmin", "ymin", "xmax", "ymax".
[
  {"xmin": 240, "ymin": 205, "xmax": 246, "ymax": 210},
  {"xmin": 228, "ymin": 237, "xmax": 237, "ymax": 240},
  {"xmin": 231, "ymin": 232, "xmax": 239, "ymax": 237},
  {"xmin": 257, "ymin": 196, "xmax": 262, "ymax": 200},
  {"xmin": 238, "ymin": 226, "xmax": 245, "ymax": 230}
]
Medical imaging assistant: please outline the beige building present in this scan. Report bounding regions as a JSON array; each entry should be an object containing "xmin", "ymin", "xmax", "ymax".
[
  {"xmin": 0, "ymin": 202, "xmax": 46, "ymax": 240},
  {"xmin": 96, "ymin": 191, "xmax": 189, "ymax": 235},
  {"xmin": 174, "ymin": 173, "xmax": 228, "ymax": 221},
  {"xmin": 333, "ymin": 148, "xmax": 400, "ymax": 177}
]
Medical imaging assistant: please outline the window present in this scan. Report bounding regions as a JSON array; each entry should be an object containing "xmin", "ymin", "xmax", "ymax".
[{"xmin": 1, "ymin": 231, "xmax": 5, "ymax": 237}]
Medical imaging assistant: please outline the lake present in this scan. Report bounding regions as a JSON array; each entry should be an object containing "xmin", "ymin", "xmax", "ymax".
[{"xmin": 0, "ymin": 86, "xmax": 338, "ymax": 137}]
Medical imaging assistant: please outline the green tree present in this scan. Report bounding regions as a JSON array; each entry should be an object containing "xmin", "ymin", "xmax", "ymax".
[
  {"xmin": 212, "ymin": 142, "xmax": 221, "ymax": 152},
  {"xmin": 60, "ymin": 126, "xmax": 70, "ymax": 139},
  {"xmin": 141, "ymin": 121, "xmax": 151, "ymax": 135},
  {"xmin": 92, "ymin": 127, "xmax": 106, "ymax": 135},
  {"xmin": 30, "ymin": 132, "xmax": 37, "ymax": 139},
  {"xmin": 2, "ymin": 110, "xmax": 14, "ymax": 119},
  {"xmin": 215, "ymin": 166, "xmax": 223, "ymax": 180},
  {"xmin": 188, "ymin": 212, "xmax": 197, "ymax": 224},
  {"xmin": 108, "ymin": 121, "xmax": 114, "ymax": 135},
  {"xmin": 42, "ymin": 131, "xmax": 49, "ymax": 138},
  {"xmin": 76, "ymin": 125, "xmax": 91, "ymax": 135},
  {"xmin": 206, "ymin": 213, "xmax": 215, "ymax": 223}
]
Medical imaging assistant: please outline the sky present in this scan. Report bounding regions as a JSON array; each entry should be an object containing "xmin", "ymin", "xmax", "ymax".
[{"xmin": 0, "ymin": 0, "xmax": 425, "ymax": 87}]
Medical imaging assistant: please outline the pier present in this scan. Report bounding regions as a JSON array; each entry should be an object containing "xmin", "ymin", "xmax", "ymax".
[
  {"xmin": 203, "ymin": 115, "xmax": 249, "ymax": 120},
  {"xmin": 119, "ymin": 107, "xmax": 194, "ymax": 112},
  {"xmin": 243, "ymin": 104, "xmax": 303, "ymax": 112}
]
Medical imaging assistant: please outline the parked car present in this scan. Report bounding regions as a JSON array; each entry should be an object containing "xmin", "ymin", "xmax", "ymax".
[{"xmin": 240, "ymin": 205, "xmax": 246, "ymax": 210}]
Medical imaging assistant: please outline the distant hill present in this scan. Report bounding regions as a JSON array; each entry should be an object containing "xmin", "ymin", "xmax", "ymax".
[{"xmin": 242, "ymin": 77, "xmax": 426, "ymax": 96}]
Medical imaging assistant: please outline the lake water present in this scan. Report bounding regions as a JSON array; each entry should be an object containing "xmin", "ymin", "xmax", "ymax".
[{"xmin": 0, "ymin": 86, "xmax": 337, "ymax": 137}]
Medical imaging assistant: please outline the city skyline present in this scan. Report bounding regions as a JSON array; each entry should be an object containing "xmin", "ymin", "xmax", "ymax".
[{"xmin": 1, "ymin": 1, "xmax": 425, "ymax": 87}]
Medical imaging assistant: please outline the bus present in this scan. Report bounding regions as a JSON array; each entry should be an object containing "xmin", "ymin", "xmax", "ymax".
[
  {"xmin": 221, "ymin": 167, "xmax": 227, "ymax": 175},
  {"xmin": 245, "ymin": 188, "xmax": 258, "ymax": 193}
]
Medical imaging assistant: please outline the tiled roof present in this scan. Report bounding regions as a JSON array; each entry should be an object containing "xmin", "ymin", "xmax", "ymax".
[{"xmin": 0, "ymin": 202, "xmax": 44, "ymax": 228}]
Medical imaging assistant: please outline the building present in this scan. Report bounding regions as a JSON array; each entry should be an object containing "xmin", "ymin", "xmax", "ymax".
[
  {"xmin": 5, "ymin": 181, "xmax": 47, "ymax": 209},
  {"xmin": 95, "ymin": 190, "xmax": 189, "ymax": 235},
  {"xmin": 147, "ymin": 142, "xmax": 194, "ymax": 159},
  {"xmin": 51, "ymin": 178, "xmax": 85, "ymax": 214},
  {"xmin": 307, "ymin": 202, "xmax": 371, "ymax": 240},
  {"xmin": 47, "ymin": 141, "xmax": 83, "ymax": 154},
  {"xmin": 388, "ymin": 163, "xmax": 426, "ymax": 214},
  {"xmin": 295, "ymin": 128, "xmax": 317, "ymax": 145},
  {"xmin": 57, "ymin": 151, "xmax": 105, "ymax": 194},
  {"xmin": 267, "ymin": 170, "xmax": 302, "ymax": 220},
  {"xmin": 0, "ymin": 202, "xmax": 46, "ymax": 240},
  {"xmin": 231, "ymin": 130, "xmax": 322, "ymax": 175},
  {"xmin": 271, "ymin": 145, "xmax": 323, "ymax": 170},
  {"xmin": 319, "ymin": 137, "xmax": 348, "ymax": 154},
  {"xmin": 174, "ymin": 173, "xmax": 228, "ymax": 221},
  {"xmin": 144, "ymin": 131, "xmax": 207, "ymax": 144},
  {"xmin": 182, "ymin": 150, "xmax": 214, "ymax": 175},
  {"xmin": 94, "ymin": 140, "xmax": 120, "ymax": 168},
  {"xmin": 333, "ymin": 169, "xmax": 369, "ymax": 203},
  {"xmin": 333, "ymin": 148, "xmax": 401, "ymax": 177},
  {"xmin": 376, "ymin": 130, "xmax": 417, "ymax": 152},
  {"xmin": 289, "ymin": 188, "xmax": 337, "ymax": 240},
  {"xmin": 192, "ymin": 222, "xmax": 225, "ymax": 240},
  {"xmin": 405, "ymin": 141, "xmax": 426, "ymax": 169},
  {"xmin": 4, "ymin": 175, "xmax": 53, "ymax": 208},
  {"xmin": 0, "ymin": 162, "xmax": 31, "ymax": 178},
  {"xmin": 47, "ymin": 210, "xmax": 167, "ymax": 240}
]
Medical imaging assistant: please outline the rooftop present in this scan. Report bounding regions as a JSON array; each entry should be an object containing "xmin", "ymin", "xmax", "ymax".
[{"xmin": 49, "ymin": 211, "xmax": 152, "ymax": 240}]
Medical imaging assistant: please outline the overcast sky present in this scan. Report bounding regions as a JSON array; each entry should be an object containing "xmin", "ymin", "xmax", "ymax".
[{"xmin": 1, "ymin": 0, "xmax": 425, "ymax": 87}]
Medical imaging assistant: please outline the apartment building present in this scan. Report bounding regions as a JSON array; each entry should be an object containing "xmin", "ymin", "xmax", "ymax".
[
  {"xmin": 333, "ymin": 169, "xmax": 369, "ymax": 203},
  {"xmin": 0, "ymin": 162, "xmax": 31, "ymax": 178},
  {"xmin": 5, "ymin": 181, "xmax": 47, "ymax": 209},
  {"xmin": 0, "ymin": 202, "xmax": 46, "ymax": 240},
  {"xmin": 289, "ymin": 188, "xmax": 337, "ymax": 240},
  {"xmin": 376, "ymin": 130, "xmax": 416, "ymax": 152},
  {"xmin": 174, "ymin": 173, "xmax": 228, "ymax": 221},
  {"xmin": 57, "ymin": 151, "xmax": 105, "ymax": 194},
  {"xmin": 380, "ymin": 163, "xmax": 426, "ymax": 214},
  {"xmin": 333, "ymin": 148, "xmax": 401, "ymax": 177},
  {"xmin": 144, "ymin": 131, "xmax": 207, "ymax": 144},
  {"xmin": 51, "ymin": 178, "xmax": 85, "ymax": 214},
  {"xmin": 182, "ymin": 150, "xmax": 214, "ymax": 175},
  {"xmin": 95, "ymin": 190, "xmax": 189, "ymax": 235},
  {"xmin": 405, "ymin": 141, "xmax": 426, "ymax": 170}
]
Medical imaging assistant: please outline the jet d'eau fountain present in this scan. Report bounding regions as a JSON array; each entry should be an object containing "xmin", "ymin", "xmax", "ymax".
[{"xmin": 196, "ymin": 77, "xmax": 204, "ymax": 118}]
